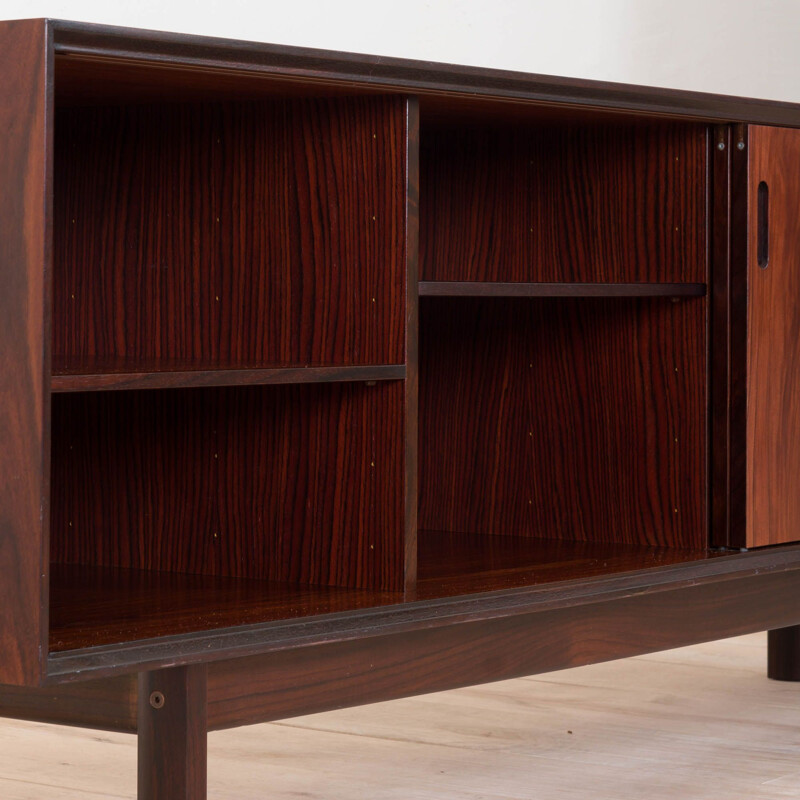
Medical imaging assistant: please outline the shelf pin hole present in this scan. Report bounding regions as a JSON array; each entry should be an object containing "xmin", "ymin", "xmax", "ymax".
[{"xmin": 149, "ymin": 691, "xmax": 165, "ymax": 710}]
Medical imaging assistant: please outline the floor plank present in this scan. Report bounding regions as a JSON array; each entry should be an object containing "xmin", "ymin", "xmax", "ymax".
[{"xmin": 0, "ymin": 633, "xmax": 798, "ymax": 799}]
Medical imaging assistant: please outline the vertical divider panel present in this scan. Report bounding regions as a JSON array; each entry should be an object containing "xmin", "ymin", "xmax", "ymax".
[
  {"xmin": 404, "ymin": 98, "xmax": 420, "ymax": 594},
  {"xmin": 709, "ymin": 124, "xmax": 728, "ymax": 549},
  {"xmin": 0, "ymin": 19, "xmax": 52, "ymax": 687}
]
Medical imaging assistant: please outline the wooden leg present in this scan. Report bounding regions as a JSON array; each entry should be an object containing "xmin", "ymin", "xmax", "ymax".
[
  {"xmin": 768, "ymin": 626, "xmax": 800, "ymax": 681},
  {"xmin": 138, "ymin": 665, "xmax": 207, "ymax": 799}
]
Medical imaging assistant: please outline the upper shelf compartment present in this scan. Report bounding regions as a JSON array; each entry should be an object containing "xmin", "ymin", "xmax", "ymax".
[
  {"xmin": 420, "ymin": 121, "xmax": 708, "ymax": 284},
  {"xmin": 52, "ymin": 94, "xmax": 410, "ymax": 380}
]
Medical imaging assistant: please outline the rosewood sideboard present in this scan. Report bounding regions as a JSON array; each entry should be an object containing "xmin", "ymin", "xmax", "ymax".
[{"xmin": 2, "ymin": 18, "xmax": 800, "ymax": 799}]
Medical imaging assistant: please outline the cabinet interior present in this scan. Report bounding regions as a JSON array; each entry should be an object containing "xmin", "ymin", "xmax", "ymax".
[{"xmin": 48, "ymin": 56, "xmax": 715, "ymax": 653}]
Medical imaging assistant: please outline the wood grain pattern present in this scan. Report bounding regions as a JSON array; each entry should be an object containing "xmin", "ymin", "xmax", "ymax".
[
  {"xmin": 6, "ymin": 620, "xmax": 798, "ymax": 743},
  {"xmin": 709, "ymin": 124, "xmax": 732, "ymax": 548},
  {"xmin": 746, "ymin": 125, "xmax": 800, "ymax": 547},
  {"xmin": 419, "ymin": 297, "xmax": 707, "ymax": 548},
  {"xmin": 415, "ymin": 531, "xmax": 719, "ymax": 598},
  {"xmin": 53, "ymin": 97, "xmax": 406, "ymax": 371},
  {"xmin": 138, "ymin": 666, "xmax": 207, "ymax": 800},
  {"xmin": 204, "ymin": 567, "xmax": 800, "ymax": 730},
  {"xmin": 50, "ymin": 382, "xmax": 405, "ymax": 592},
  {"xmin": 0, "ymin": 19, "xmax": 51, "ymax": 687},
  {"xmin": 3, "ymin": 636, "xmax": 799, "ymax": 800},
  {"xmin": 49, "ymin": 564, "xmax": 402, "ymax": 652},
  {"xmin": 48, "ymin": 537, "xmax": 722, "ymax": 652},
  {"xmin": 420, "ymin": 124, "xmax": 707, "ymax": 283},
  {"xmin": 45, "ymin": 544, "xmax": 800, "ymax": 681},
  {"xmin": 419, "ymin": 282, "xmax": 706, "ymax": 297},
  {"xmin": 50, "ymin": 363, "xmax": 405, "ymax": 392},
  {"xmin": 404, "ymin": 98, "xmax": 420, "ymax": 591},
  {"xmin": 0, "ymin": 673, "xmax": 136, "ymax": 732},
  {"xmin": 710, "ymin": 124, "xmax": 749, "ymax": 549},
  {"xmin": 51, "ymin": 21, "xmax": 800, "ymax": 126}
]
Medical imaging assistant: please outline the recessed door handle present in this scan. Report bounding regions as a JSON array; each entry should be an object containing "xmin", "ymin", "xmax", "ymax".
[{"xmin": 758, "ymin": 180, "xmax": 769, "ymax": 269}]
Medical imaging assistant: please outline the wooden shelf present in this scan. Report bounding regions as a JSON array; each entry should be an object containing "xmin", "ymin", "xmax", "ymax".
[
  {"xmin": 49, "ymin": 534, "xmax": 728, "ymax": 652},
  {"xmin": 419, "ymin": 282, "xmax": 707, "ymax": 298},
  {"xmin": 51, "ymin": 363, "xmax": 406, "ymax": 393}
]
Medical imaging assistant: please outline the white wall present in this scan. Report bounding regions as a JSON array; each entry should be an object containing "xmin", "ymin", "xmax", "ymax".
[{"xmin": 1, "ymin": 0, "xmax": 799, "ymax": 102}]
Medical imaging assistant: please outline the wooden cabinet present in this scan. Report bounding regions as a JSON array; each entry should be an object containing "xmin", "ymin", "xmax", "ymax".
[{"xmin": 2, "ymin": 18, "xmax": 800, "ymax": 799}]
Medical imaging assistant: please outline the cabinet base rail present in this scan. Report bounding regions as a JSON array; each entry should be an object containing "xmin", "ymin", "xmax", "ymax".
[{"xmin": 1, "ymin": 568, "xmax": 800, "ymax": 760}]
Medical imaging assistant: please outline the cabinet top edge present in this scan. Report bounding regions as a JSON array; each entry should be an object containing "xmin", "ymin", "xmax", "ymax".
[{"xmin": 5, "ymin": 17, "xmax": 799, "ymax": 125}]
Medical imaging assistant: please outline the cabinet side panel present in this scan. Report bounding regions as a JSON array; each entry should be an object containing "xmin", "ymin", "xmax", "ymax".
[
  {"xmin": 0, "ymin": 19, "xmax": 50, "ymax": 686},
  {"xmin": 747, "ymin": 125, "xmax": 800, "ymax": 547}
]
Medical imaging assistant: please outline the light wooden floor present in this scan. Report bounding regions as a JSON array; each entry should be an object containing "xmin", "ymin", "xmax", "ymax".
[{"xmin": 0, "ymin": 633, "xmax": 798, "ymax": 799}]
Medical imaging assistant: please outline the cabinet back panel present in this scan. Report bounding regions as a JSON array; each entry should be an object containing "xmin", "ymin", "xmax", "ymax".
[
  {"xmin": 53, "ymin": 97, "xmax": 406, "ymax": 370},
  {"xmin": 419, "ymin": 298, "xmax": 707, "ymax": 549},
  {"xmin": 420, "ymin": 123, "xmax": 707, "ymax": 283},
  {"xmin": 50, "ymin": 382, "xmax": 405, "ymax": 591}
]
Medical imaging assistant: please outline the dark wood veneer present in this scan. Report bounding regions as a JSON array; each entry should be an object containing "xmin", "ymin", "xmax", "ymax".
[
  {"xmin": 50, "ymin": 20, "xmax": 800, "ymax": 126},
  {"xmin": 44, "ymin": 544, "xmax": 800, "ymax": 682},
  {"xmin": 420, "ymin": 124, "xmax": 707, "ymax": 283},
  {"xmin": 710, "ymin": 124, "xmax": 750, "ymax": 549},
  {"xmin": 51, "ymin": 363, "xmax": 405, "ymax": 392},
  {"xmin": 138, "ymin": 666, "xmax": 207, "ymax": 800},
  {"xmin": 53, "ymin": 97, "xmax": 405, "ymax": 371},
  {"xmin": 419, "ymin": 282, "xmax": 706, "ymax": 297},
  {"xmin": 768, "ymin": 626, "xmax": 800, "ymax": 681},
  {"xmin": 404, "ymin": 97, "xmax": 420, "ymax": 591},
  {"xmin": 419, "ymin": 297, "xmax": 707, "ymax": 549},
  {"xmin": 4, "ymin": 18, "xmax": 800, "ymax": 798},
  {"xmin": 0, "ymin": 19, "xmax": 51, "ymax": 687},
  {"xmin": 48, "ymin": 535, "xmax": 722, "ymax": 653},
  {"xmin": 49, "ymin": 564, "xmax": 402, "ymax": 652},
  {"xmin": 8, "ymin": 552, "xmax": 800, "ymax": 733},
  {"xmin": 51, "ymin": 382, "xmax": 405, "ymax": 591},
  {"xmin": 0, "ymin": 674, "xmax": 136, "ymax": 732},
  {"xmin": 205, "ymin": 565, "xmax": 800, "ymax": 729}
]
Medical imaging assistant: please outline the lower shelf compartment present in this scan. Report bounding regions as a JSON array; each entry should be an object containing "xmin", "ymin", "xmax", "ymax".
[{"xmin": 49, "ymin": 534, "xmax": 731, "ymax": 653}]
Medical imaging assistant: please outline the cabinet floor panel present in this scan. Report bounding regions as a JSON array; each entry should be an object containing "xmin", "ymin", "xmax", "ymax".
[
  {"xmin": 415, "ymin": 530, "xmax": 729, "ymax": 598},
  {"xmin": 49, "ymin": 536, "xmax": 732, "ymax": 653},
  {"xmin": 49, "ymin": 565, "xmax": 402, "ymax": 652}
]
